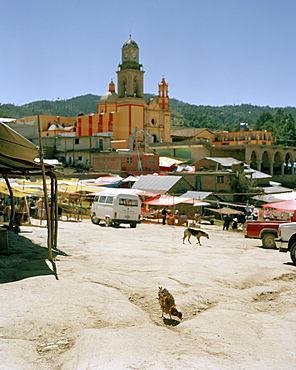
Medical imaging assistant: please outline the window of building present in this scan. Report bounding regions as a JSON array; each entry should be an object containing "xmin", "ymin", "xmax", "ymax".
[
  {"xmin": 78, "ymin": 156, "xmax": 82, "ymax": 161},
  {"xmin": 216, "ymin": 176, "xmax": 224, "ymax": 183},
  {"xmin": 75, "ymin": 138, "xmax": 79, "ymax": 145},
  {"xmin": 149, "ymin": 157, "xmax": 155, "ymax": 164},
  {"xmin": 127, "ymin": 157, "xmax": 133, "ymax": 164}
]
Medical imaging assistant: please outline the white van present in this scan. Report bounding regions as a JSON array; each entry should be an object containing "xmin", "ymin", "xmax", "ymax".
[{"xmin": 91, "ymin": 191, "xmax": 141, "ymax": 228}]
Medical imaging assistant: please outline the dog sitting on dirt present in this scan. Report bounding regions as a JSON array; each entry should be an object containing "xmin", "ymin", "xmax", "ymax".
[{"xmin": 182, "ymin": 228, "xmax": 209, "ymax": 245}]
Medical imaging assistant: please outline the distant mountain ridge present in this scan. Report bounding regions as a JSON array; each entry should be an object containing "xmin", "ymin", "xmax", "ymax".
[{"xmin": 1, "ymin": 94, "xmax": 296, "ymax": 132}]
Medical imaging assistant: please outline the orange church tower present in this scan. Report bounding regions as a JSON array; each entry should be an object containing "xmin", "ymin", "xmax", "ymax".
[{"xmin": 158, "ymin": 77, "xmax": 169, "ymax": 111}]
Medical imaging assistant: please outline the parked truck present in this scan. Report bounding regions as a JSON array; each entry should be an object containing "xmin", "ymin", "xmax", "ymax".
[
  {"xmin": 276, "ymin": 222, "xmax": 296, "ymax": 265},
  {"xmin": 245, "ymin": 220, "xmax": 289, "ymax": 248}
]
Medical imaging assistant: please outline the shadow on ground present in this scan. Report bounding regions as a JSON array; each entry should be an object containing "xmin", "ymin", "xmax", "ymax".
[{"xmin": 0, "ymin": 229, "xmax": 67, "ymax": 284}]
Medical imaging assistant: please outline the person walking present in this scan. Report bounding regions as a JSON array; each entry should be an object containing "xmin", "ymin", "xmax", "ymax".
[
  {"xmin": 161, "ymin": 207, "xmax": 168, "ymax": 225},
  {"xmin": 37, "ymin": 198, "xmax": 44, "ymax": 225},
  {"xmin": 223, "ymin": 213, "xmax": 231, "ymax": 230}
]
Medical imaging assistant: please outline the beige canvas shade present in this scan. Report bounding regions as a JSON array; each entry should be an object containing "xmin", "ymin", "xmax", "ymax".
[
  {"xmin": 0, "ymin": 181, "xmax": 37, "ymax": 197},
  {"xmin": 0, "ymin": 121, "xmax": 39, "ymax": 162},
  {"xmin": 206, "ymin": 207, "xmax": 242, "ymax": 215}
]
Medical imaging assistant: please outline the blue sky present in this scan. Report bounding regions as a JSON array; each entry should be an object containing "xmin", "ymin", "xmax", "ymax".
[{"xmin": 1, "ymin": 0, "xmax": 296, "ymax": 108}]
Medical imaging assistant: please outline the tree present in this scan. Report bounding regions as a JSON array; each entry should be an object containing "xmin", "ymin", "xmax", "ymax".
[
  {"xmin": 274, "ymin": 108, "xmax": 284, "ymax": 125},
  {"xmin": 234, "ymin": 122, "xmax": 241, "ymax": 132},
  {"xmin": 222, "ymin": 123, "xmax": 231, "ymax": 132},
  {"xmin": 276, "ymin": 114, "xmax": 296, "ymax": 145},
  {"xmin": 229, "ymin": 171, "xmax": 255, "ymax": 203},
  {"xmin": 0, "ymin": 104, "xmax": 10, "ymax": 118},
  {"xmin": 254, "ymin": 112, "xmax": 274, "ymax": 131}
]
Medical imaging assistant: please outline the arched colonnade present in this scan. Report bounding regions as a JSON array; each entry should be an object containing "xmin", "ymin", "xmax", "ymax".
[{"xmin": 245, "ymin": 146, "xmax": 296, "ymax": 176}]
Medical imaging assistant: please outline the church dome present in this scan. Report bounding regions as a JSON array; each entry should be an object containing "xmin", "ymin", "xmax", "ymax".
[
  {"xmin": 99, "ymin": 80, "xmax": 118, "ymax": 103},
  {"xmin": 99, "ymin": 91, "xmax": 118, "ymax": 103},
  {"xmin": 122, "ymin": 38, "xmax": 138, "ymax": 48}
]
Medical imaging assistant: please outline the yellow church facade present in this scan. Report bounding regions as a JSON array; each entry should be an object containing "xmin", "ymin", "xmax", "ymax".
[
  {"xmin": 96, "ymin": 37, "xmax": 171, "ymax": 149},
  {"xmin": 12, "ymin": 38, "xmax": 171, "ymax": 151}
]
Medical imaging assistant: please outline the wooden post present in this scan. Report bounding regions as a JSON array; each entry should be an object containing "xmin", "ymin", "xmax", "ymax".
[
  {"xmin": 50, "ymin": 174, "xmax": 58, "ymax": 250},
  {"xmin": 37, "ymin": 115, "xmax": 53, "ymax": 261},
  {"xmin": 50, "ymin": 176, "xmax": 55, "ymax": 250}
]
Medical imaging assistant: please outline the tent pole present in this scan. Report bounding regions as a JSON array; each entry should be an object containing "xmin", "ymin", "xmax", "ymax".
[{"xmin": 37, "ymin": 114, "xmax": 53, "ymax": 261}]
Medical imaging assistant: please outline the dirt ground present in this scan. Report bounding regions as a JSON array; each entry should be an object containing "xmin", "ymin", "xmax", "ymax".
[{"xmin": 0, "ymin": 218, "xmax": 295, "ymax": 370}]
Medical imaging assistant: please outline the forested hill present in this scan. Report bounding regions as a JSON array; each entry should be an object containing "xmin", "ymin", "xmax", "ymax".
[{"xmin": 1, "ymin": 94, "xmax": 296, "ymax": 133}]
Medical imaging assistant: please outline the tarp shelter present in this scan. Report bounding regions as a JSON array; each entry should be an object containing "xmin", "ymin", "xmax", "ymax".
[
  {"xmin": 272, "ymin": 192, "xmax": 296, "ymax": 200},
  {"xmin": 90, "ymin": 188, "xmax": 158, "ymax": 197},
  {"xmin": 180, "ymin": 198, "xmax": 210, "ymax": 206},
  {"xmin": 263, "ymin": 199, "xmax": 296, "ymax": 212},
  {"xmin": 94, "ymin": 175, "xmax": 123, "ymax": 187},
  {"xmin": 142, "ymin": 194, "xmax": 209, "ymax": 206},
  {"xmin": 0, "ymin": 121, "xmax": 58, "ymax": 259},
  {"xmin": 206, "ymin": 207, "xmax": 242, "ymax": 215},
  {"xmin": 0, "ymin": 181, "xmax": 42, "ymax": 197},
  {"xmin": 57, "ymin": 181, "xmax": 106, "ymax": 194}
]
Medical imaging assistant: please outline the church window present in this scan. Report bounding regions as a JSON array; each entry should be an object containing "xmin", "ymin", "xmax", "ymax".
[
  {"xmin": 151, "ymin": 118, "xmax": 156, "ymax": 125},
  {"xmin": 134, "ymin": 78, "xmax": 138, "ymax": 97},
  {"xmin": 123, "ymin": 78, "xmax": 127, "ymax": 97}
]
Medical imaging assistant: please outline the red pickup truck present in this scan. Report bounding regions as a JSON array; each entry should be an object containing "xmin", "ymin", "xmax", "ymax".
[{"xmin": 245, "ymin": 220, "xmax": 289, "ymax": 248}]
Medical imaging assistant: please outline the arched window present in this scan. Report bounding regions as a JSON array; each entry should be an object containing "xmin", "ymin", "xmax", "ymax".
[
  {"xmin": 123, "ymin": 78, "xmax": 127, "ymax": 97},
  {"xmin": 134, "ymin": 77, "xmax": 138, "ymax": 97}
]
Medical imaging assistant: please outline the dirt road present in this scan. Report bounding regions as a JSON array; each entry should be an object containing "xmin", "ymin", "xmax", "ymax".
[{"xmin": 1, "ymin": 220, "xmax": 295, "ymax": 369}]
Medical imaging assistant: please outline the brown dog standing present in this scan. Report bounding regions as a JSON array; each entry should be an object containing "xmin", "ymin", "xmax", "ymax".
[{"xmin": 182, "ymin": 228, "xmax": 209, "ymax": 245}]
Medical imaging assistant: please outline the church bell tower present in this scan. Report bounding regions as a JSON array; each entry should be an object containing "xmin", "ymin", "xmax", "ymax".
[{"xmin": 117, "ymin": 37, "xmax": 145, "ymax": 98}]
